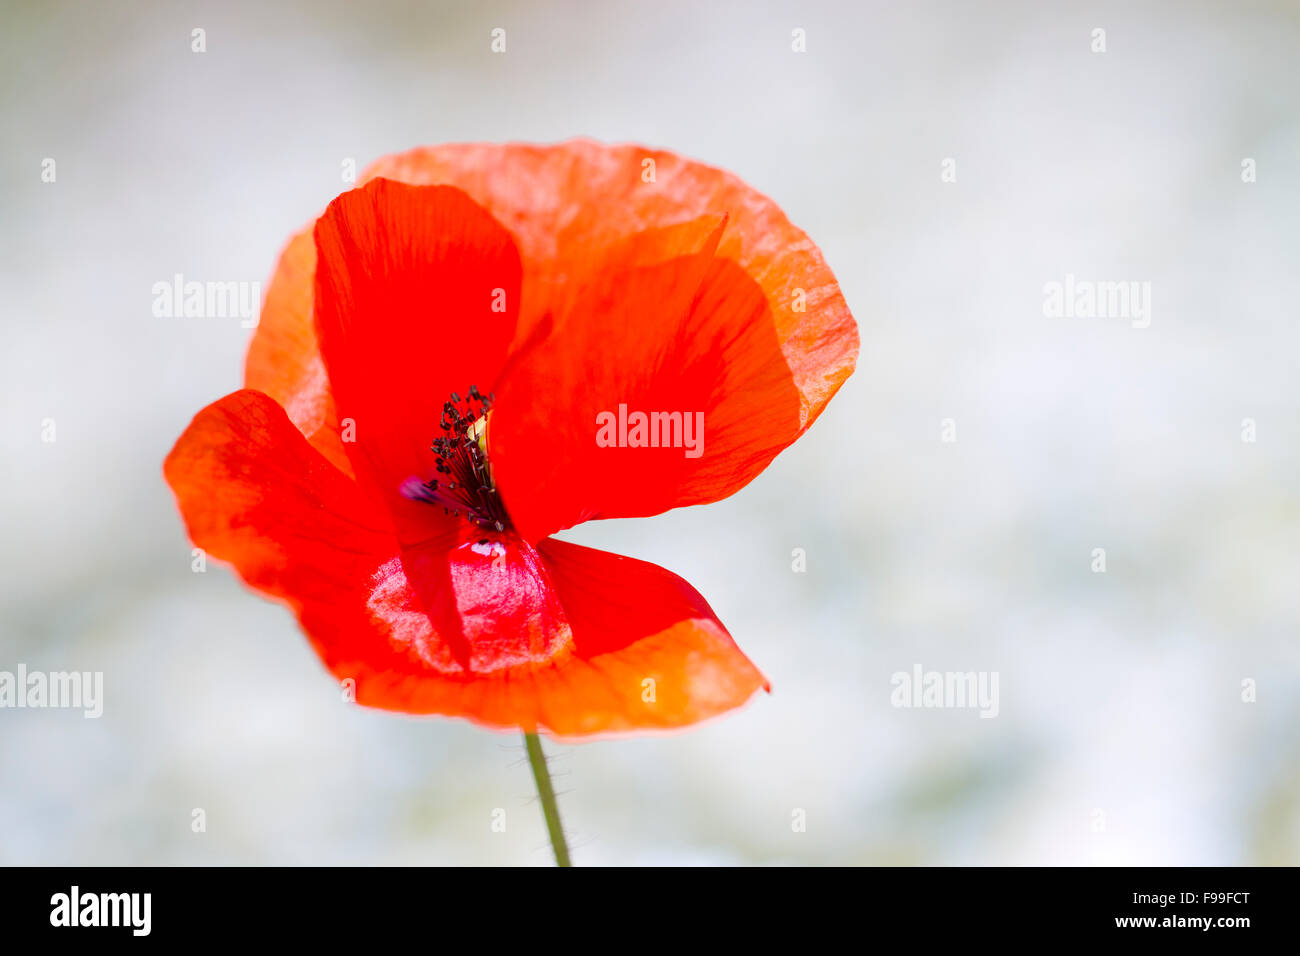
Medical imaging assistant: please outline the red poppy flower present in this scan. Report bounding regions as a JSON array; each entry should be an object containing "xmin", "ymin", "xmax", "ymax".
[{"xmin": 164, "ymin": 140, "xmax": 857, "ymax": 738}]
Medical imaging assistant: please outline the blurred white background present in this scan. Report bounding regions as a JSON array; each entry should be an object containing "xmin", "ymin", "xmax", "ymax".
[{"xmin": 2, "ymin": 0, "xmax": 1299, "ymax": 865}]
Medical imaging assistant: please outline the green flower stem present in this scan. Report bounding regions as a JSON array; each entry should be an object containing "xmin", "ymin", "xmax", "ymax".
[{"xmin": 524, "ymin": 732, "xmax": 571, "ymax": 867}]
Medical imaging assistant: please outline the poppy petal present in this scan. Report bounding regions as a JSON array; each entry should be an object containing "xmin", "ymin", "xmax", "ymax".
[
  {"xmin": 532, "ymin": 537, "xmax": 769, "ymax": 737},
  {"xmin": 163, "ymin": 389, "xmax": 392, "ymax": 607},
  {"xmin": 363, "ymin": 140, "xmax": 858, "ymax": 427},
  {"xmin": 242, "ymin": 231, "xmax": 354, "ymax": 477},
  {"xmin": 487, "ymin": 214, "xmax": 811, "ymax": 542},
  {"xmin": 163, "ymin": 391, "xmax": 565, "ymax": 717},
  {"xmin": 244, "ymin": 142, "xmax": 857, "ymax": 529},
  {"xmin": 164, "ymin": 392, "xmax": 766, "ymax": 737},
  {"xmin": 362, "ymin": 142, "xmax": 857, "ymax": 542},
  {"xmin": 310, "ymin": 178, "xmax": 523, "ymax": 539},
  {"xmin": 348, "ymin": 536, "xmax": 768, "ymax": 737}
]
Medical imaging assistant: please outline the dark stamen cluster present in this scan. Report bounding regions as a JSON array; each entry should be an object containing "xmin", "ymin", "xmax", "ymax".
[{"xmin": 400, "ymin": 385, "xmax": 508, "ymax": 532}]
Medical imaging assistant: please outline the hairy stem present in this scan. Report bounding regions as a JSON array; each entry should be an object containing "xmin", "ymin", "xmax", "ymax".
[{"xmin": 524, "ymin": 732, "xmax": 571, "ymax": 867}]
